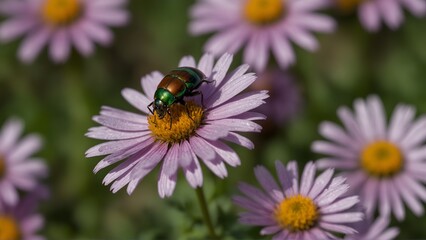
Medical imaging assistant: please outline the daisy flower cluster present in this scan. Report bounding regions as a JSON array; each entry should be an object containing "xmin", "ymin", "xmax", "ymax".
[
  {"xmin": 0, "ymin": 118, "xmax": 48, "ymax": 240},
  {"xmin": 84, "ymin": 50, "xmax": 419, "ymax": 239},
  {"xmin": 0, "ymin": 0, "xmax": 424, "ymax": 238}
]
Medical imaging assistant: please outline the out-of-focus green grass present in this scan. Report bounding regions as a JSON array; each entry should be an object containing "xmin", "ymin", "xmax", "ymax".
[{"xmin": 0, "ymin": 0, "xmax": 426, "ymax": 239}]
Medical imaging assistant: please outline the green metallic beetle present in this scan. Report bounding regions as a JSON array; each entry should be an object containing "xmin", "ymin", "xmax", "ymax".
[{"xmin": 148, "ymin": 67, "xmax": 211, "ymax": 128}]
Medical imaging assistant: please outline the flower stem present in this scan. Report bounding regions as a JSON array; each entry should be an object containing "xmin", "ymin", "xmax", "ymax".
[{"xmin": 195, "ymin": 187, "xmax": 219, "ymax": 239}]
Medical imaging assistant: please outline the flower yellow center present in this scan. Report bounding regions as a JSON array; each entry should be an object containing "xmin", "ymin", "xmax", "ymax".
[
  {"xmin": 336, "ymin": 0, "xmax": 364, "ymax": 12},
  {"xmin": 244, "ymin": 0, "xmax": 284, "ymax": 25},
  {"xmin": 0, "ymin": 216, "xmax": 20, "ymax": 240},
  {"xmin": 274, "ymin": 194, "xmax": 318, "ymax": 232},
  {"xmin": 0, "ymin": 155, "xmax": 5, "ymax": 179},
  {"xmin": 361, "ymin": 141, "xmax": 403, "ymax": 177},
  {"xmin": 42, "ymin": 0, "xmax": 81, "ymax": 26},
  {"xmin": 148, "ymin": 101, "xmax": 204, "ymax": 144}
]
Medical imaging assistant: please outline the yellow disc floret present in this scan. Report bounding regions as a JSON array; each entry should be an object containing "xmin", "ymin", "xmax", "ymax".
[
  {"xmin": 244, "ymin": 0, "xmax": 284, "ymax": 25},
  {"xmin": 336, "ymin": 0, "xmax": 364, "ymax": 12},
  {"xmin": 274, "ymin": 194, "xmax": 318, "ymax": 232},
  {"xmin": 0, "ymin": 215, "xmax": 20, "ymax": 240},
  {"xmin": 361, "ymin": 141, "xmax": 403, "ymax": 177},
  {"xmin": 148, "ymin": 101, "xmax": 204, "ymax": 144},
  {"xmin": 0, "ymin": 155, "xmax": 5, "ymax": 178},
  {"xmin": 42, "ymin": 0, "xmax": 81, "ymax": 26}
]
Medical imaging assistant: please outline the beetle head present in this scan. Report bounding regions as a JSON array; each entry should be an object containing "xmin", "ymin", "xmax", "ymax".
[{"xmin": 154, "ymin": 99, "xmax": 167, "ymax": 119}]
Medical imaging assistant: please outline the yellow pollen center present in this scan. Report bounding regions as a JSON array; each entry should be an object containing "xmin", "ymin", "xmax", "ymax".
[
  {"xmin": 0, "ymin": 155, "xmax": 5, "ymax": 179},
  {"xmin": 244, "ymin": 0, "xmax": 284, "ymax": 25},
  {"xmin": 0, "ymin": 216, "xmax": 20, "ymax": 240},
  {"xmin": 336, "ymin": 0, "xmax": 365, "ymax": 12},
  {"xmin": 274, "ymin": 194, "xmax": 318, "ymax": 232},
  {"xmin": 148, "ymin": 101, "xmax": 204, "ymax": 144},
  {"xmin": 361, "ymin": 141, "xmax": 403, "ymax": 177},
  {"xmin": 42, "ymin": 0, "xmax": 81, "ymax": 26}
]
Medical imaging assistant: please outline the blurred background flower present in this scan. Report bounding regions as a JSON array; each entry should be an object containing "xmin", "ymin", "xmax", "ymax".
[
  {"xmin": 0, "ymin": 0, "xmax": 129, "ymax": 63},
  {"xmin": 0, "ymin": 185, "xmax": 48, "ymax": 240},
  {"xmin": 249, "ymin": 68, "xmax": 302, "ymax": 128},
  {"xmin": 189, "ymin": 0, "xmax": 336, "ymax": 72},
  {"xmin": 332, "ymin": 0, "xmax": 426, "ymax": 32},
  {"xmin": 345, "ymin": 215, "xmax": 399, "ymax": 240},
  {"xmin": 0, "ymin": 118, "xmax": 47, "ymax": 208}
]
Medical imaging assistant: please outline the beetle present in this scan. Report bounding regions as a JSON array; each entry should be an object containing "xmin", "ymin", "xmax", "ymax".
[{"xmin": 148, "ymin": 67, "xmax": 211, "ymax": 128}]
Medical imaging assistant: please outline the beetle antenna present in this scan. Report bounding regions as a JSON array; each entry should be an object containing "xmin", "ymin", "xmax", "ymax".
[{"xmin": 148, "ymin": 102, "xmax": 154, "ymax": 115}]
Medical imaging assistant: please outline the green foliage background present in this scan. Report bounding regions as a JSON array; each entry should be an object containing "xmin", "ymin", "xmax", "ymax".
[{"xmin": 0, "ymin": 0, "xmax": 425, "ymax": 239}]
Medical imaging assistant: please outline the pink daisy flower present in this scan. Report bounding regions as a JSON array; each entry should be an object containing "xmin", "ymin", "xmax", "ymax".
[
  {"xmin": 86, "ymin": 53, "xmax": 268, "ymax": 198},
  {"xmin": 189, "ymin": 0, "xmax": 336, "ymax": 72},
  {"xmin": 346, "ymin": 215, "xmax": 399, "ymax": 240},
  {"xmin": 233, "ymin": 161, "xmax": 363, "ymax": 239},
  {"xmin": 0, "ymin": 118, "xmax": 47, "ymax": 208},
  {"xmin": 333, "ymin": 0, "xmax": 426, "ymax": 32},
  {"xmin": 0, "ymin": 0, "xmax": 129, "ymax": 63},
  {"xmin": 0, "ymin": 186, "xmax": 48, "ymax": 240},
  {"xmin": 312, "ymin": 95, "xmax": 426, "ymax": 220}
]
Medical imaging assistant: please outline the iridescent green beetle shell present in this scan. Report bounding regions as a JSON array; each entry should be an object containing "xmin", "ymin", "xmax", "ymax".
[{"xmin": 150, "ymin": 67, "xmax": 207, "ymax": 119}]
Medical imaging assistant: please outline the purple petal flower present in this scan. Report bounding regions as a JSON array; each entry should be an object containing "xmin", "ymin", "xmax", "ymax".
[
  {"xmin": 346, "ymin": 214, "xmax": 399, "ymax": 240},
  {"xmin": 0, "ymin": 118, "xmax": 47, "ymax": 208},
  {"xmin": 250, "ymin": 69, "xmax": 302, "ymax": 125},
  {"xmin": 86, "ymin": 53, "xmax": 268, "ymax": 198},
  {"xmin": 313, "ymin": 95, "xmax": 426, "ymax": 220},
  {"xmin": 233, "ymin": 161, "xmax": 363, "ymax": 238},
  {"xmin": 189, "ymin": 0, "xmax": 336, "ymax": 72},
  {"xmin": 0, "ymin": 0, "xmax": 129, "ymax": 63},
  {"xmin": 0, "ymin": 186, "xmax": 48, "ymax": 240},
  {"xmin": 334, "ymin": 0, "xmax": 426, "ymax": 31}
]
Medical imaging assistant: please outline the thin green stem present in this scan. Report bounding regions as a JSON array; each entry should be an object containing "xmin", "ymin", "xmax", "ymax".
[{"xmin": 195, "ymin": 187, "xmax": 219, "ymax": 239}]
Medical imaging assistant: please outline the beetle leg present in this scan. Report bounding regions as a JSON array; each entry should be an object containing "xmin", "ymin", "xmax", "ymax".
[
  {"xmin": 185, "ymin": 104, "xmax": 195, "ymax": 123},
  {"xmin": 179, "ymin": 100, "xmax": 195, "ymax": 123},
  {"xmin": 188, "ymin": 91, "xmax": 205, "ymax": 107},
  {"xmin": 167, "ymin": 108, "xmax": 173, "ymax": 130},
  {"xmin": 201, "ymin": 79, "xmax": 215, "ymax": 85}
]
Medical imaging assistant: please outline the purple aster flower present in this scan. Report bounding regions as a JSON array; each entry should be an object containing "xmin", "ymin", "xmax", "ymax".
[
  {"xmin": 250, "ymin": 69, "xmax": 301, "ymax": 125},
  {"xmin": 0, "ymin": 0, "xmax": 129, "ymax": 63},
  {"xmin": 312, "ymin": 95, "xmax": 426, "ymax": 220},
  {"xmin": 189, "ymin": 0, "xmax": 336, "ymax": 72},
  {"xmin": 333, "ymin": 0, "xmax": 426, "ymax": 31},
  {"xmin": 0, "ymin": 186, "xmax": 48, "ymax": 240},
  {"xmin": 346, "ymin": 215, "xmax": 399, "ymax": 240},
  {"xmin": 86, "ymin": 53, "xmax": 268, "ymax": 198},
  {"xmin": 233, "ymin": 160, "xmax": 363, "ymax": 239},
  {"xmin": 0, "ymin": 118, "xmax": 47, "ymax": 208}
]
